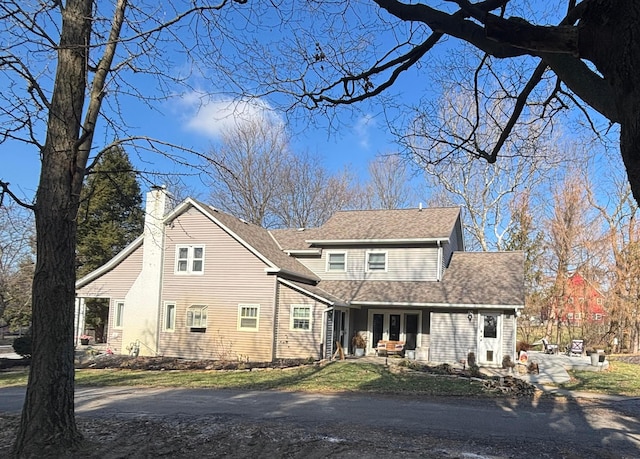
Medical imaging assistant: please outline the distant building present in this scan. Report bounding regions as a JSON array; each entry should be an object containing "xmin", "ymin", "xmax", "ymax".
[{"xmin": 560, "ymin": 272, "xmax": 607, "ymax": 324}]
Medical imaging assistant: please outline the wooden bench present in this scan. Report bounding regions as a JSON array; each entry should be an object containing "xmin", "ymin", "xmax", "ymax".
[{"xmin": 376, "ymin": 340, "xmax": 405, "ymax": 357}]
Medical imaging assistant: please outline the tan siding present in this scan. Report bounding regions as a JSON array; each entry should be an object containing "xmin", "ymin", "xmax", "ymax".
[
  {"xmin": 157, "ymin": 208, "xmax": 277, "ymax": 362},
  {"xmin": 76, "ymin": 246, "xmax": 143, "ymax": 299},
  {"xmin": 300, "ymin": 247, "xmax": 440, "ymax": 281},
  {"xmin": 429, "ymin": 311, "xmax": 476, "ymax": 363},
  {"xmin": 274, "ymin": 284, "xmax": 324, "ymax": 359}
]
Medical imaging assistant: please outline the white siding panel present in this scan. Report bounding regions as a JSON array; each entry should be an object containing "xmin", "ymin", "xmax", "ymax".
[
  {"xmin": 429, "ymin": 311, "xmax": 476, "ymax": 364},
  {"xmin": 158, "ymin": 208, "xmax": 277, "ymax": 362}
]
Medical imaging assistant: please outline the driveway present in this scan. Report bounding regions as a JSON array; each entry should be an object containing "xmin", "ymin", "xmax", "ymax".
[{"xmin": 1, "ymin": 385, "xmax": 639, "ymax": 458}]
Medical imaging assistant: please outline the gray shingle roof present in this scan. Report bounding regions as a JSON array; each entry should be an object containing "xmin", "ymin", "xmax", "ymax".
[
  {"xmin": 191, "ymin": 201, "xmax": 320, "ymax": 282},
  {"xmin": 305, "ymin": 207, "xmax": 461, "ymax": 243},
  {"xmin": 269, "ymin": 228, "xmax": 320, "ymax": 251},
  {"xmin": 318, "ymin": 252, "xmax": 524, "ymax": 307}
]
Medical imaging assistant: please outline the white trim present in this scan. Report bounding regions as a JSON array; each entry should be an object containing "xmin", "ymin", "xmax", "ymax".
[
  {"xmin": 351, "ymin": 301, "xmax": 522, "ymax": 309},
  {"xmin": 186, "ymin": 304, "xmax": 208, "ymax": 328},
  {"xmin": 290, "ymin": 304, "xmax": 313, "ymax": 331},
  {"xmin": 326, "ymin": 251, "xmax": 347, "ymax": 272},
  {"xmin": 238, "ymin": 304, "xmax": 260, "ymax": 331},
  {"xmin": 113, "ymin": 300, "xmax": 125, "ymax": 329},
  {"xmin": 367, "ymin": 309, "xmax": 423, "ymax": 353},
  {"xmin": 277, "ymin": 278, "xmax": 341, "ymax": 306},
  {"xmin": 163, "ymin": 302, "xmax": 176, "ymax": 332},
  {"xmin": 365, "ymin": 251, "xmax": 387, "ymax": 272},
  {"xmin": 75, "ymin": 236, "xmax": 143, "ymax": 288},
  {"xmin": 174, "ymin": 245, "xmax": 205, "ymax": 275},
  {"xmin": 306, "ymin": 238, "xmax": 450, "ymax": 245}
]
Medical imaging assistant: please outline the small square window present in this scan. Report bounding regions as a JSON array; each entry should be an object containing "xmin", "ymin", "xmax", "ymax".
[
  {"xmin": 327, "ymin": 252, "xmax": 346, "ymax": 271},
  {"xmin": 291, "ymin": 306, "xmax": 311, "ymax": 330},
  {"xmin": 186, "ymin": 305, "xmax": 207, "ymax": 328},
  {"xmin": 175, "ymin": 245, "xmax": 205, "ymax": 274},
  {"xmin": 239, "ymin": 305, "xmax": 259, "ymax": 331},
  {"xmin": 367, "ymin": 252, "xmax": 387, "ymax": 271}
]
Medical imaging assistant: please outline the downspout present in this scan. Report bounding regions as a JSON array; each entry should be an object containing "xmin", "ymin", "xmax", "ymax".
[
  {"xmin": 272, "ymin": 280, "xmax": 280, "ymax": 361},
  {"xmin": 437, "ymin": 241, "xmax": 443, "ymax": 281},
  {"xmin": 321, "ymin": 306, "xmax": 334, "ymax": 360}
]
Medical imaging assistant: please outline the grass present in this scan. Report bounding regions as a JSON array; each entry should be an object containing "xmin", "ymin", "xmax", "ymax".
[
  {"xmin": 0, "ymin": 362, "xmax": 489, "ymax": 396},
  {"xmin": 1, "ymin": 359, "xmax": 639, "ymax": 397},
  {"xmin": 560, "ymin": 360, "xmax": 640, "ymax": 396}
]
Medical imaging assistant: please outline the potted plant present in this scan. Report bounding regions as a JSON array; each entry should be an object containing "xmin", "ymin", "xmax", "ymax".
[
  {"xmin": 352, "ymin": 333, "xmax": 367, "ymax": 357},
  {"xmin": 79, "ymin": 334, "xmax": 91, "ymax": 345}
]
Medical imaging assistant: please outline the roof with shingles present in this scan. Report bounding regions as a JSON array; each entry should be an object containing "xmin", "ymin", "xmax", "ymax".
[
  {"xmin": 189, "ymin": 201, "xmax": 320, "ymax": 282},
  {"xmin": 302, "ymin": 207, "xmax": 461, "ymax": 243},
  {"xmin": 318, "ymin": 252, "xmax": 525, "ymax": 307},
  {"xmin": 270, "ymin": 227, "xmax": 321, "ymax": 251}
]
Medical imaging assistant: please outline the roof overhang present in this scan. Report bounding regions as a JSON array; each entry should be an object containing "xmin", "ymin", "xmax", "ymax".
[
  {"xmin": 305, "ymin": 238, "xmax": 450, "ymax": 246},
  {"xmin": 349, "ymin": 301, "xmax": 522, "ymax": 310}
]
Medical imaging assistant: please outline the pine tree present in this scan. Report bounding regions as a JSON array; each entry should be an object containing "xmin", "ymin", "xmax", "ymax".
[{"xmin": 76, "ymin": 146, "xmax": 144, "ymax": 341}]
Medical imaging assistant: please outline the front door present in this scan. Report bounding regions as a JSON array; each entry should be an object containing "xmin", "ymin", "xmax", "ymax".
[{"xmin": 478, "ymin": 311, "xmax": 501, "ymax": 365}]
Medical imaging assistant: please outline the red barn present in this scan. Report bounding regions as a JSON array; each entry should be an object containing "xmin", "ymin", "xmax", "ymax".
[{"xmin": 561, "ymin": 272, "xmax": 607, "ymax": 324}]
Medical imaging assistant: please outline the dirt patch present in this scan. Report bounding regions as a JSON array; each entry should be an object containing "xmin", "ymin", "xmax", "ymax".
[{"xmin": 76, "ymin": 354, "xmax": 311, "ymax": 371}]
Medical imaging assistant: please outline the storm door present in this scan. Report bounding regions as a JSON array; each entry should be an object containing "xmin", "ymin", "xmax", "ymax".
[{"xmin": 478, "ymin": 311, "xmax": 502, "ymax": 365}]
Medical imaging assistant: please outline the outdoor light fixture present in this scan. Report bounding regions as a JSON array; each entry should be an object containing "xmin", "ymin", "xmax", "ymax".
[{"xmin": 467, "ymin": 311, "xmax": 473, "ymax": 322}]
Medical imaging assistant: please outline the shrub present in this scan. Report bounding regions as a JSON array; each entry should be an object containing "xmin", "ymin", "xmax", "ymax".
[{"xmin": 13, "ymin": 335, "xmax": 32, "ymax": 358}]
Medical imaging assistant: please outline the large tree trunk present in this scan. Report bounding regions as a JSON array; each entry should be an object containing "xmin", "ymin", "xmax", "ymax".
[
  {"xmin": 580, "ymin": 1, "xmax": 640, "ymax": 203},
  {"xmin": 12, "ymin": 1, "xmax": 92, "ymax": 456}
]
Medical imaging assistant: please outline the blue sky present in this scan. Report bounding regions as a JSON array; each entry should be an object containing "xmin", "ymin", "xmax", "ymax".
[{"xmin": 2, "ymin": 90, "xmax": 398, "ymax": 204}]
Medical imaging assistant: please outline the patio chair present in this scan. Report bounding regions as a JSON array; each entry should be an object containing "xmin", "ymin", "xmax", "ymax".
[
  {"xmin": 541, "ymin": 338, "xmax": 559, "ymax": 354},
  {"xmin": 567, "ymin": 339, "xmax": 584, "ymax": 357}
]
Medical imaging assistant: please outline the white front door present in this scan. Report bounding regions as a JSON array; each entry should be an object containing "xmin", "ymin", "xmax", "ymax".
[{"xmin": 477, "ymin": 311, "xmax": 502, "ymax": 365}]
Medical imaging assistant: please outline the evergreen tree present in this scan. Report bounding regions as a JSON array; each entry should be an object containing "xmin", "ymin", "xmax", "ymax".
[{"xmin": 76, "ymin": 146, "xmax": 144, "ymax": 341}]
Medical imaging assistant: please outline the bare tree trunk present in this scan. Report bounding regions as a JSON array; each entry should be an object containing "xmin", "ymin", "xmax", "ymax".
[{"xmin": 12, "ymin": 0, "xmax": 91, "ymax": 455}]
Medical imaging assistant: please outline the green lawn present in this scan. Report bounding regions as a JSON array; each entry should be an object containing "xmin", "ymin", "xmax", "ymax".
[
  {"xmin": 560, "ymin": 360, "xmax": 640, "ymax": 396},
  {"xmin": 1, "ymin": 360, "xmax": 638, "ymax": 397}
]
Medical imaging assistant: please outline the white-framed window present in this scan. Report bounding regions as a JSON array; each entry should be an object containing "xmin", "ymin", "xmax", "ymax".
[
  {"xmin": 567, "ymin": 297, "xmax": 574, "ymax": 304},
  {"xmin": 175, "ymin": 245, "xmax": 205, "ymax": 274},
  {"xmin": 597, "ymin": 297, "xmax": 603, "ymax": 305},
  {"xmin": 114, "ymin": 301, "xmax": 124, "ymax": 328},
  {"xmin": 291, "ymin": 305, "xmax": 312, "ymax": 331},
  {"xmin": 574, "ymin": 312, "xmax": 582, "ymax": 319},
  {"xmin": 567, "ymin": 312, "xmax": 574, "ymax": 319},
  {"xmin": 186, "ymin": 305, "xmax": 207, "ymax": 328},
  {"xmin": 326, "ymin": 252, "xmax": 347, "ymax": 272},
  {"xmin": 594, "ymin": 313, "xmax": 603, "ymax": 320},
  {"xmin": 238, "ymin": 304, "xmax": 259, "ymax": 331},
  {"xmin": 366, "ymin": 251, "xmax": 387, "ymax": 272},
  {"xmin": 164, "ymin": 302, "xmax": 176, "ymax": 331}
]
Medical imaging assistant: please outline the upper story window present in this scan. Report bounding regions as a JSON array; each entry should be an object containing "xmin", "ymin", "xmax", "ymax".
[
  {"xmin": 326, "ymin": 252, "xmax": 347, "ymax": 272},
  {"xmin": 291, "ymin": 305, "xmax": 311, "ymax": 331},
  {"xmin": 597, "ymin": 297, "xmax": 603, "ymax": 305},
  {"xmin": 366, "ymin": 251, "xmax": 387, "ymax": 272},
  {"xmin": 176, "ymin": 245, "xmax": 204, "ymax": 274},
  {"xmin": 238, "ymin": 304, "xmax": 260, "ymax": 331}
]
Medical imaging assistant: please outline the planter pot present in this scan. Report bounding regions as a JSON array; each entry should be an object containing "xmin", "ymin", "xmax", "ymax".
[
  {"xmin": 354, "ymin": 348, "xmax": 365, "ymax": 357},
  {"xmin": 80, "ymin": 339, "xmax": 89, "ymax": 345},
  {"xmin": 590, "ymin": 353, "xmax": 599, "ymax": 366}
]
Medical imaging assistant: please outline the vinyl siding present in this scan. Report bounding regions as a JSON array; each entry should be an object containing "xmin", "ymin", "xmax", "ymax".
[
  {"xmin": 274, "ymin": 283, "xmax": 325, "ymax": 359},
  {"xmin": 429, "ymin": 311, "xmax": 476, "ymax": 363},
  {"xmin": 157, "ymin": 207, "xmax": 277, "ymax": 362},
  {"xmin": 502, "ymin": 312, "xmax": 516, "ymax": 360},
  {"xmin": 298, "ymin": 247, "xmax": 440, "ymax": 281},
  {"xmin": 75, "ymin": 246, "xmax": 143, "ymax": 299}
]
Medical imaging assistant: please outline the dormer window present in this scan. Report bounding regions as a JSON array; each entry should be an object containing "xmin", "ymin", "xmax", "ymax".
[
  {"xmin": 326, "ymin": 252, "xmax": 347, "ymax": 272},
  {"xmin": 366, "ymin": 252, "xmax": 387, "ymax": 272}
]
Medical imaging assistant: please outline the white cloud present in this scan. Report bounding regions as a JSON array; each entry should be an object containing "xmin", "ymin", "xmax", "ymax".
[
  {"xmin": 179, "ymin": 92, "xmax": 282, "ymax": 140},
  {"xmin": 354, "ymin": 114, "xmax": 375, "ymax": 149}
]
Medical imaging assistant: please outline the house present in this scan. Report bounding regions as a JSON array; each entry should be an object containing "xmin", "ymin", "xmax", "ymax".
[
  {"xmin": 560, "ymin": 272, "xmax": 607, "ymax": 325},
  {"xmin": 75, "ymin": 188, "xmax": 524, "ymax": 367}
]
